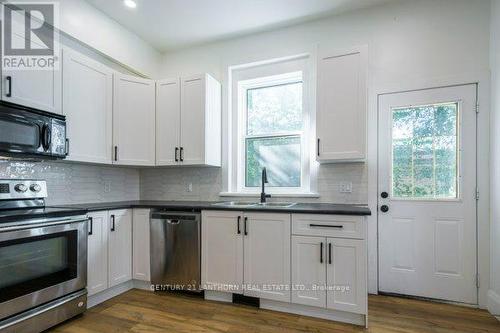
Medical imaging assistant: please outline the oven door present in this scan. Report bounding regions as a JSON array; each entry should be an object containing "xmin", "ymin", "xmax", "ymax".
[{"xmin": 0, "ymin": 217, "xmax": 87, "ymax": 321}]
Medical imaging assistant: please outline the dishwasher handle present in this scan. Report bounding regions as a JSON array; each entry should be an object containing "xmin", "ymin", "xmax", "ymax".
[{"xmin": 165, "ymin": 219, "xmax": 180, "ymax": 225}]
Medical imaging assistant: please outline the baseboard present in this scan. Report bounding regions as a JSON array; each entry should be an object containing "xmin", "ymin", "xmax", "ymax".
[
  {"xmin": 487, "ymin": 289, "xmax": 500, "ymax": 316},
  {"xmin": 87, "ymin": 280, "xmax": 152, "ymax": 308}
]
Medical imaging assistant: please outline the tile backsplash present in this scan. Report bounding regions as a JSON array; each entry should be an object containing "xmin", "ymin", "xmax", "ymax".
[
  {"xmin": 140, "ymin": 163, "xmax": 367, "ymax": 204},
  {"xmin": 0, "ymin": 161, "xmax": 140, "ymax": 205},
  {"xmin": 0, "ymin": 160, "xmax": 367, "ymax": 205}
]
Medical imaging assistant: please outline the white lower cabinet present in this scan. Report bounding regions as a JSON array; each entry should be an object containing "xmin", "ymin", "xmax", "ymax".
[
  {"xmin": 201, "ymin": 211, "xmax": 243, "ymax": 291},
  {"xmin": 243, "ymin": 213, "xmax": 291, "ymax": 302},
  {"xmin": 201, "ymin": 211, "xmax": 290, "ymax": 301},
  {"xmin": 87, "ymin": 211, "xmax": 109, "ymax": 296},
  {"xmin": 132, "ymin": 209, "xmax": 151, "ymax": 281},
  {"xmin": 291, "ymin": 236, "xmax": 326, "ymax": 307},
  {"xmin": 326, "ymin": 238, "xmax": 366, "ymax": 314},
  {"xmin": 108, "ymin": 209, "xmax": 133, "ymax": 287}
]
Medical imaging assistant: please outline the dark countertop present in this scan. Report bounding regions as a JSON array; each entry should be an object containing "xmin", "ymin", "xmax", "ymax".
[{"xmin": 50, "ymin": 200, "xmax": 371, "ymax": 216}]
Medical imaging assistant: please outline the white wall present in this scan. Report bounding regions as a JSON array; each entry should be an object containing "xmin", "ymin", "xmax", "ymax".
[
  {"xmin": 14, "ymin": 0, "xmax": 162, "ymax": 77},
  {"xmin": 489, "ymin": 0, "xmax": 500, "ymax": 317}
]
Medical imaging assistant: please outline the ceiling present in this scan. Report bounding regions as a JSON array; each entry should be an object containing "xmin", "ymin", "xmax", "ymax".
[{"xmin": 85, "ymin": 0, "xmax": 392, "ymax": 53}]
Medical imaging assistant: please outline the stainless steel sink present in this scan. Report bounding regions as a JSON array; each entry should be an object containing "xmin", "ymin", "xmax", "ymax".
[
  {"xmin": 255, "ymin": 202, "xmax": 297, "ymax": 208},
  {"xmin": 212, "ymin": 201, "xmax": 258, "ymax": 208},
  {"xmin": 211, "ymin": 201, "xmax": 297, "ymax": 208}
]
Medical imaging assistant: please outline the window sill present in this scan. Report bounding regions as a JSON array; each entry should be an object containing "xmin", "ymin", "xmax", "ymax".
[{"xmin": 219, "ymin": 192, "xmax": 320, "ymax": 198}]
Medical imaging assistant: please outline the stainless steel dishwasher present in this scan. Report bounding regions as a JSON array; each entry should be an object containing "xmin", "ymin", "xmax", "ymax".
[{"xmin": 150, "ymin": 210, "xmax": 201, "ymax": 292}]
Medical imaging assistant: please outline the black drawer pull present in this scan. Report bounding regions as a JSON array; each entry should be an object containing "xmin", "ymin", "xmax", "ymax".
[
  {"xmin": 320, "ymin": 242, "xmax": 324, "ymax": 263},
  {"xmin": 309, "ymin": 224, "xmax": 343, "ymax": 229},
  {"xmin": 328, "ymin": 243, "xmax": 332, "ymax": 264},
  {"xmin": 244, "ymin": 217, "xmax": 248, "ymax": 235},
  {"xmin": 88, "ymin": 217, "xmax": 93, "ymax": 235},
  {"xmin": 237, "ymin": 216, "xmax": 241, "ymax": 234},
  {"xmin": 111, "ymin": 215, "xmax": 115, "ymax": 231}
]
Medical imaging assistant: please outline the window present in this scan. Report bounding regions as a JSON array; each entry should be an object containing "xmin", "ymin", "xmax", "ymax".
[
  {"xmin": 391, "ymin": 102, "xmax": 459, "ymax": 199},
  {"xmin": 228, "ymin": 56, "xmax": 313, "ymax": 195}
]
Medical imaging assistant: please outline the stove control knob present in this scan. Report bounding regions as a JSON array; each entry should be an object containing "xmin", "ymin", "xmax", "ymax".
[
  {"xmin": 30, "ymin": 184, "xmax": 42, "ymax": 192},
  {"xmin": 15, "ymin": 184, "xmax": 28, "ymax": 193}
]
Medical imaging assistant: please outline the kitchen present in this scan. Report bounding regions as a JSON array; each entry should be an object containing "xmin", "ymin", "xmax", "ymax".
[{"xmin": 0, "ymin": 0, "xmax": 499, "ymax": 332}]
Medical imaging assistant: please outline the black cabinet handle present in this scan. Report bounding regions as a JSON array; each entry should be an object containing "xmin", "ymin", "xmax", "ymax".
[
  {"xmin": 175, "ymin": 147, "xmax": 179, "ymax": 162},
  {"xmin": 88, "ymin": 217, "xmax": 93, "ymax": 235},
  {"xmin": 114, "ymin": 146, "xmax": 118, "ymax": 161},
  {"xmin": 111, "ymin": 215, "xmax": 115, "ymax": 231},
  {"xmin": 180, "ymin": 147, "xmax": 184, "ymax": 161},
  {"xmin": 317, "ymin": 138, "xmax": 320, "ymax": 156},
  {"xmin": 237, "ymin": 216, "xmax": 241, "ymax": 234},
  {"xmin": 65, "ymin": 138, "xmax": 70, "ymax": 156},
  {"xmin": 381, "ymin": 191, "xmax": 389, "ymax": 199},
  {"xmin": 380, "ymin": 205, "xmax": 389, "ymax": 213},
  {"xmin": 320, "ymin": 242, "xmax": 324, "ymax": 263},
  {"xmin": 6, "ymin": 76, "xmax": 12, "ymax": 97},
  {"xmin": 309, "ymin": 224, "xmax": 343, "ymax": 229},
  {"xmin": 244, "ymin": 216, "xmax": 248, "ymax": 235},
  {"xmin": 328, "ymin": 243, "xmax": 332, "ymax": 264}
]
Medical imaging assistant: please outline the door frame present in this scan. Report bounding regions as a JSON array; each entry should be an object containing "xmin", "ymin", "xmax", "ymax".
[{"xmin": 366, "ymin": 71, "xmax": 490, "ymax": 308}]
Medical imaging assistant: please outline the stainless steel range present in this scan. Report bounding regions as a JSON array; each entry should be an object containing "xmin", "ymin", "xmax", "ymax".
[{"xmin": 0, "ymin": 180, "xmax": 88, "ymax": 333}]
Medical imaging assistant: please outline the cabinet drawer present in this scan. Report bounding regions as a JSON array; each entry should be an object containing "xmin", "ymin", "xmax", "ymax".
[{"xmin": 292, "ymin": 214, "xmax": 365, "ymax": 239}]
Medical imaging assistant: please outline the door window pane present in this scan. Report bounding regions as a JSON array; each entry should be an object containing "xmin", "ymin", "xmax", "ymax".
[
  {"xmin": 392, "ymin": 103, "xmax": 458, "ymax": 199},
  {"xmin": 247, "ymin": 82, "xmax": 302, "ymax": 135},
  {"xmin": 246, "ymin": 136, "xmax": 301, "ymax": 187}
]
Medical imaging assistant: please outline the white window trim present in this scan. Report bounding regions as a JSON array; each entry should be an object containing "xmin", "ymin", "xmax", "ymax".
[{"xmin": 225, "ymin": 54, "xmax": 317, "ymax": 197}]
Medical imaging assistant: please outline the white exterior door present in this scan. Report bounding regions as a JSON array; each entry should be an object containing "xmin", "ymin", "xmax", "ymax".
[
  {"xmin": 291, "ymin": 236, "xmax": 326, "ymax": 307},
  {"xmin": 156, "ymin": 78, "xmax": 181, "ymax": 165},
  {"xmin": 243, "ymin": 213, "xmax": 291, "ymax": 302},
  {"xmin": 62, "ymin": 48, "xmax": 113, "ymax": 164},
  {"xmin": 378, "ymin": 85, "xmax": 477, "ymax": 304},
  {"xmin": 201, "ymin": 210, "xmax": 243, "ymax": 293},
  {"xmin": 87, "ymin": 211, "xmax": 109, "ymax": 296},
  {"xmin": 113, "ymin": 74, "xmax": 156, "ymax": 166},
  {"xmin": 108, "ymin": 209, "xmax": 132, "ymax": 287}
]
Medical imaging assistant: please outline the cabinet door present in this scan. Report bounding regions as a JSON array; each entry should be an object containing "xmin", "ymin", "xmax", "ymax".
[
  {"xmin": 62, "ymin": 48, "xmax": 113, "ymax": 164},
  {"xmin": 180, "ymin": 75, "xmax": 205, "ymax": 165},
  {"xmin": 132, "ymin": 209, "xmax": 150, "ymax": 281},
  {"xmin": 201, "ymin": 210, "xmax": 243, "ymax": 293},
  {"xmin": 243, "ymin": 213, "xmax": 291, "ymax": 302},
  {"xmin": 156, "ymin": 78, "xmax": 180, "ymax": 165},
  {"xmin": 108, "ymin": 209, "xmax": 132, "ymax": 287},
  {"xmin": 291, "ymin": 236, "xmax": 326, "ymax": 307},
  {"xmin": 326, "ymin": 238, "xmax": 367, "ymax": 314},
  {"xmin": 316, "ymin": 46, "xmax": 367, "ymax": 162},
  {"xmin": 2, "ymin": 33, "xmax": 62, "ymax": 113},
  {"xmin": 87, "ymin": 211, "xmax": 109, "ymax": 296},
  {"xmin": 113, "ymin": 74, "xmax": 156, "ymax": 166}
]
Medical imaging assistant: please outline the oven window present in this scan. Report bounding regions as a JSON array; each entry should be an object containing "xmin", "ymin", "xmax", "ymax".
[
  {"xmin": 0, "ymin": 118, "xmax": 40, "ymax": 148},
  {"xmin": 0, "ymin": 231, "xmax": 78, "ymax": 302}
]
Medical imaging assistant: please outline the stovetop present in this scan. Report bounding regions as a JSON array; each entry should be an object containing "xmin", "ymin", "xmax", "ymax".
[{"xmin": 0, "ymin": 179, "xmax": 88, "ymax": 223}]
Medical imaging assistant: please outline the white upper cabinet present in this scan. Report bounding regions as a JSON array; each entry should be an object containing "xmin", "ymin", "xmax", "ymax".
[
  {"xmin": 316, "ymin": 45, "xmax": 367, "ymax": 162},
  {"xmin": 62, "ymin": 48, "xmax": 113, "ymax": 164},
  {"xmin": 113, "ymin": 74, "xmax": 156, "ymax": 166},
  {"xmin": 1, "ymin": 33, "xmax": 62, "ymax": 113},
  {"xmin": 156, "ymin": 73, "xmax": 221, "ymax": 167},
  {"xmin": 156, "ymin": 78, "xmax": 181, "ymax": 166}
]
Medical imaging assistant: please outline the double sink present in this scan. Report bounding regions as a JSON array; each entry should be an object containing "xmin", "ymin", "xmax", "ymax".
[{"xmin": 212, "ymin": 201, "xmax": 297, "ymax": 208}]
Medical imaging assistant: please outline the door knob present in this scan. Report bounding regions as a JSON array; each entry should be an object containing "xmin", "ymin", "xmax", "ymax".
[
  {"xmin": 381, "ymin": 191, "xmax": 389, "ymax": 199},
  {"xmin": 380, "ymin": 205, "xmax": 389, "ymax": 213}
]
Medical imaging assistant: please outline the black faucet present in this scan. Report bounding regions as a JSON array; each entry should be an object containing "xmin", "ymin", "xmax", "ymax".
[{"xmin": 260, "ymin": 167, "xmax": 271, "ymax": 203}]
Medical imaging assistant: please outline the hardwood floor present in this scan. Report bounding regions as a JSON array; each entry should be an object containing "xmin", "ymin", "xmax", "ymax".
[{"xmin": 51, "ymin": 289, "xmax": 500, "ymax": 333}]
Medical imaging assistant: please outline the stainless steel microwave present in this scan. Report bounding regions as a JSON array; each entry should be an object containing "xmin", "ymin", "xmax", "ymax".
[{"xmin": 0, "ymin": 101, "xmax": 67, "ymax": 159}]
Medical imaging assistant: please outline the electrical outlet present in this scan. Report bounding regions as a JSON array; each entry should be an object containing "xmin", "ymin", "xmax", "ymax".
[
  {"xmin": 187, "ymin": 182, "xmax": 193, "ymax": 192},
  {"xmin": 104, "ymin": 181, "xmax": 111, "ymax": 193},
  {"xmin": 340, "ymin": 182, "xmax": 352, "ymax": 193}
]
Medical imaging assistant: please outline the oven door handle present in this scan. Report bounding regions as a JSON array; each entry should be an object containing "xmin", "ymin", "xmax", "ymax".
[{"xmin": 0, "ymin": 217, "xmax": 89, "ymax": 232}]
